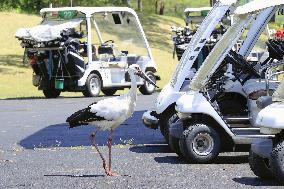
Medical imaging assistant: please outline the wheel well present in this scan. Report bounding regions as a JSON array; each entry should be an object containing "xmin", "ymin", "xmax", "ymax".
[
  {"xmin": 159, "ymin": 103, "xmax": 176, "ymax": 118},
  {"xmin": 220, "ymin": 92, "xmax": 247, "ymax": 106},
  {"xmin": 185, "ymin": 113, "xmax": 234, "ymax": 151}
]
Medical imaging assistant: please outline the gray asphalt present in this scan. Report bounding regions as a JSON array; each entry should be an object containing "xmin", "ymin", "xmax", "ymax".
[{"xmin": 0, "ymin": 93, "xmax": 282, "ymax": 189}]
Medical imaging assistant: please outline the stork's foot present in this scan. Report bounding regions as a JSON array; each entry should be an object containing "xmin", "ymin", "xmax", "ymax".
[{"xmin": 106, "ymin": 170, "xmax": 119, "ymax": 176}]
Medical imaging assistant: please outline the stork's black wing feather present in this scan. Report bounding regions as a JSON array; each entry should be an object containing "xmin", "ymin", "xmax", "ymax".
[{"xmin": 66, "ymin": 105, "xmax": 105, "ymax": 128}]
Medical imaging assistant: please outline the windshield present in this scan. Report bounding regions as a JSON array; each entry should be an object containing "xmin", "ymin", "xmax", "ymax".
[{"xmin": 93, "ymin": 11, "xmax": 149, "ymax": 57}]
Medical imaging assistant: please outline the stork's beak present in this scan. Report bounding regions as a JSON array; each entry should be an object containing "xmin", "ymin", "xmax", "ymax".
[{"xmin": 136, "ymin": 71, "xmax": 159, "ymax": 88}]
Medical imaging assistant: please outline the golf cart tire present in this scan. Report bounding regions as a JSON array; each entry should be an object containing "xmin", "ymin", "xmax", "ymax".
[
  {"xmin": 83, "ymin": 73, "xmax": 101, "ymax": 97},
  {"xmin": 248, "ymin": 150, "xmax": 274, "ymax": 179},
  {"xmin": 169, "ymin": 134, "xmax": 183, "ymax": 157},
  {"xmin": 270, "ymin": 139, "xmax": 284, "ymax": 184},
  {"xmin": 139, "ymin": 71, "xmax": 156, "ymax": 95},
  {"xmin": 43, "ymin": 89, "xmax": 61, "ymax": 98},
  {"xmin": 180, "ymin": 123, "xmax": 221, "ymax": 163},
  {"xmin": 102, "ymin": 89, "xmax": 117, "ymax": 96}
]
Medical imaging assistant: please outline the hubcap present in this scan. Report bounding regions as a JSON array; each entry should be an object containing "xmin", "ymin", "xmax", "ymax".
[
  {"xmin": 192, "ymin": 133, "xmax": 214, "ymax": 156},
  {"xmin": 90, "ymin": 77, "xmax": 100, "ymax": 95}
]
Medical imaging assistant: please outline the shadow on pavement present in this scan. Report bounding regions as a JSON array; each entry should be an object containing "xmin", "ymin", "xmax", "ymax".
[
  {"xmin": 233, "ymin": 177, "xmax": 282, "ymax": 186},
  {"xmin": 1, "ymin": 95, "xmax": 109, "ymax": 101},
  {"xmin": 154, "ymin": 156, "xmax": 187, "ymax": 164},
  {"xmin": 44, "ymin": 174, "xmax": 131, "ymax": 178},
  {"xmin": 129, "ymin": 144, "xmax": 170, "ymax": 154},
  {"xmin": 153, "ymin": 154, "xmax": 249, "ymax": 165},
  {"xmin": 212, "ymin": 155, "xmax": 248, "ymax": 164},
  {"xmin": 19, "ymin": 111, "xmax": 164, "ymax": 149},
  {"xmin": 44, "ymin": 174, "xmax": 105, "ymax": 178}
]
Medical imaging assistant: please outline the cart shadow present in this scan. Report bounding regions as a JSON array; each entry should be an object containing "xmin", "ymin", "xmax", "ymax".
[
  {"xmin": 19, "ymin": 111, "xmax": 164, "ymax": 149},
  {"xmin": 129, "ymin": 144, "xmax": 171, "ymax": 154},
  {"xmin": 2, "ymin": 95, "xmax": 114, "ymax": 100},
  {"xmin": 153, "ymin": 154, "xmax": 249, "ymax": 165},
  {"xmin": 233, "ymin": 177, "xmax": 282, "ymax": 186},
  {"xmin": 130, "ymin": 144, "xmax": 249, "ymax": 165}
]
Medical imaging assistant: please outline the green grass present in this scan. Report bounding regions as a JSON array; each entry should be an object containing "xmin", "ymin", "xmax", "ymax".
[
  {"xmin": 1, "ymin": 9, "xmax": 283, "ymax": 99},
  {"xmin": 0, "ymin": 11, "xmax": 184, "ymax": 99}
]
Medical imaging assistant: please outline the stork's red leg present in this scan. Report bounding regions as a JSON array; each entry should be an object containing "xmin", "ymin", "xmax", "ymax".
[
  {"xmin": 106, "ymin": 129, "xmax": 119, "ymax": 176},
  {"xmin": 90, "ymin": 131, "xmax": 108, "ymax": 175}
]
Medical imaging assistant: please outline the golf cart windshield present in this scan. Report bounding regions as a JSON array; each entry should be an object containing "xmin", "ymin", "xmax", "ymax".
[
  {"xmin": 169, "ymin": 2, "xmax": 234, "ymax": 90},
  {"xmin": 93, "ymin": 11, "xmax": 149, "ymax": 57}
]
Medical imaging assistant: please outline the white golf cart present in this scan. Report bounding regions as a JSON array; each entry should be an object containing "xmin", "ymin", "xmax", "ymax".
[
  {"xmin": 143, "ymin": 0, "xmax": 239, "ymax": 142},
  {"xmin": 173, "ymin": 1, "xmax": 284, "ymax": 163},
  {"xmin": 248, "ymin": 76, "xmax": 284, "ymax": 184},
  {"xmin": 16, "ymin": 7, "xmax": 160, "ymax": 98}
]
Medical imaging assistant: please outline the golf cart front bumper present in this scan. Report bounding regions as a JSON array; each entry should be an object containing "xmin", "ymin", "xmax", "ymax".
[
  {"xmin": 251, "ymin": 138, "xmax": 273, "ymax": 158},
  {"xmin": 142, "ymin": 111, "xmax": 159, "ymax": 130}
]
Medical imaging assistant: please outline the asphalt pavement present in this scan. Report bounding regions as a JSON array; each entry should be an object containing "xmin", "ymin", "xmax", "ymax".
[{"xmin": 0, "ymin": 93, "xmax": 282, "ymax": 189}]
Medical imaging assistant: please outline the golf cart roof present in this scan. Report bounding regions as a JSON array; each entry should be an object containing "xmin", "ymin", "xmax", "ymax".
[
  {"xmin": 184, "ymin": 7, "xmax": 212, "ymax": 14},
  {"xmin": 40, "ymin": 7, "xmax": 137, "ymax": 17},
  {"xmin": 234, "ymin": 0, "xmax": 284, "ymax": 15}
]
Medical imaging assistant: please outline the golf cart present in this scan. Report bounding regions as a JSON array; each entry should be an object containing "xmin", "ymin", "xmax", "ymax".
[
  {"xmin": 143, "ymin": 0, "xmax": 239, "ymax": 143},
  {"xmin": 248, "ymin": 75, "xmax": 284, "ymax": 184},
  {"xmin": 172, "ymin": 1, "xmax": 284, "ymax": 163},
  {"xmin": 16, "ymin": 7, "xmax": 160, "ymax": 98}
]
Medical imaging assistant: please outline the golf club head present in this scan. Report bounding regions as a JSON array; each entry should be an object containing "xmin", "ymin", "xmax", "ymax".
[{"xmin": 137, "ymin": 71, "xmax": 159, "ymax": 88}]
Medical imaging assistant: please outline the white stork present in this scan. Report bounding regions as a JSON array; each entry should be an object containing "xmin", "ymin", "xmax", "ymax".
[{"xmin": 66, "ymin": 64, "xmax": 158, "ymax": 176}]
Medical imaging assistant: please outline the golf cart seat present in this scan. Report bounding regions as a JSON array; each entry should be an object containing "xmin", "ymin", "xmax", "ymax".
[
  {"xmin": 256, "ymin": 96, "xmax": 273, "ymax": 109},
  {"xmin": 242, "ymin": 79, "xmax": 278, "ymax": 97}
]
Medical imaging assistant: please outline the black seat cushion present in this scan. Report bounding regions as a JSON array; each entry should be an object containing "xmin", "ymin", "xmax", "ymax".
[{"xmin": 256, "ymin": 96, "xmax": 273, "ymax": 109}]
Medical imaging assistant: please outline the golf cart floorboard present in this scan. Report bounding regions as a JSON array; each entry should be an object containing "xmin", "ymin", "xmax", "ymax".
[{"xmin": 231, "ymin": 127, "xmax": 274, "ymax": 138}]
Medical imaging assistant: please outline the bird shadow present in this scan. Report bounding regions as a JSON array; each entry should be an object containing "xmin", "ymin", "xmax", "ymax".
[
  {"xmin": 44, "ymin": 174, "xmax": 106, "ymax": 178},
  {"xmin": 19, "ymin": 111, "xmax": 165, "ymax": 149},
  {"xmin": 232, "ymin": 177, "xmax": 282, "ymax": 186},
  {"xmin": 44, "ymin": 174, "xmax": 131, "ymax": 178}
]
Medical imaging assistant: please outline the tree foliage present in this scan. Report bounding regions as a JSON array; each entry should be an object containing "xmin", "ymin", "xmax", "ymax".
[{"xmin": 0, "ymin": 0, "xmax": 210, "ymax": 15}]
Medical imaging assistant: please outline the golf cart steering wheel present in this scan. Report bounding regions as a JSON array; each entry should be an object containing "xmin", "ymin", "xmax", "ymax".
[
  {"xmin": 227, "ymin": 50, "xmax": 259, "ymax": 76},
  {"xmin": 103, "ymin": 40, "xmax": 114, "ymax": 45}
]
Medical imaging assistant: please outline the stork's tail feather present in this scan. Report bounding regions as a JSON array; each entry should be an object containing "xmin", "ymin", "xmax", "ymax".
[{"xmin": 66, "ymin": 107, "xmax": 90, "ymax": 128}]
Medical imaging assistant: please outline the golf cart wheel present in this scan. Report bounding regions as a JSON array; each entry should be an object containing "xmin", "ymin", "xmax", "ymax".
[
  {"xmin": 102, "ymin": 89, "xmax": 117, "ymax": 96},
  {"xmin": 83, "ymin": 73, "xmax": 101, "ymax": 97},
  {"xmin": 169, "ymin": 134, "xmax": 183, "ymax": 157},
  {"xmin": 159, "ymin": 107, "xmax": 178, "ymax": 143},
  {"xmin": 248, "ymin": 150, "xmax": 274, "ymax": 179},
  {"xmin": 139, "ymin": 71, "xmax": 156, "ymax": 95},
  {"xmin": 180, "ymin": 123, "xmax": 220, "ymax": 163},
  {"xmin": 270, "ymin": 139, "xmax": 284, "ymax": 184},
  {"xmin": 43, "ymin": 89, "xmax": 61, "ymax": 98}
]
